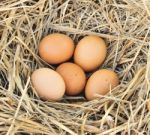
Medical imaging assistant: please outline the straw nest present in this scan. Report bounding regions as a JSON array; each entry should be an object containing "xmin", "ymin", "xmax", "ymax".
[{"xmin": 0, "ymin": 0, "xmax": 150, "ymax": 135}]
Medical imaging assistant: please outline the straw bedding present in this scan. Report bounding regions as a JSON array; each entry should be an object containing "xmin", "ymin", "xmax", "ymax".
[{"xmin": 0, "ymin": 0, "xmax": 150, "ymax": 134}]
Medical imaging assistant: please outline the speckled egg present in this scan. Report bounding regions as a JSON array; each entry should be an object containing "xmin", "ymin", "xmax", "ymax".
[{"xmin": 85, "ymin": 69, "xmax": 119, "ymax": 100}]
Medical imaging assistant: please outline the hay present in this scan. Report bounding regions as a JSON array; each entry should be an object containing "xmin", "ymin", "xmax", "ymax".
[{"xmin": 0, "ymin": 0, "xmax": 150, "ymax": 134}]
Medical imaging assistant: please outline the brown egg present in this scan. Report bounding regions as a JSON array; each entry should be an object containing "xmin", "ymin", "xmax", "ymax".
[
  {"xmin": 39, "ymin": 33, "xmax": 74, "ymax": 64},
  {"xmin": 85, "ymin": 69, "xmax": 119, "ymax": 100},
  {"xmin": 56, "ymin": 62, "xmax": 86, "ymax": 96},
  {"xmin": 74, "ymin": 35, "xmax": 107, "ymax": 72},
  {"xmin": 31, "ymin": 68, "xmax": 65, "ymax": 101},
  {"xmin": 147, "ymin": 102, "xmax": 150, "ymax": 112}
]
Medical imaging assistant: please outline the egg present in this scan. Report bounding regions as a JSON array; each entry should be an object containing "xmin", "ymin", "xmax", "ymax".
[
  {"xmin": 147, "ymin": 102, "xmax": 150, "ymax": 112},
  {"xmin": 31, "ymin": 68, "xmax": 65, "ymax": 101},
  {"xmin": 56, "ymin": 62, "xmax": 86, "ymax": 96},
  {"xmin": 39, "ymin": 33, "xmax": 74, "ymax": 64},
  {"xmin": 74, "ymin": 35, "xmax": 107, "ymax": 72},
  {"xmin": 85, "ymin": 69, "xmax": 119, "ymax": 100}
]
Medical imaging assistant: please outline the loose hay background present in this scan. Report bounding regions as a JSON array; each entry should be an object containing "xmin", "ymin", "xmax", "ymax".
[{"xmin": 0, "ymin": 0, "xmax": 150, "ymax": 134}]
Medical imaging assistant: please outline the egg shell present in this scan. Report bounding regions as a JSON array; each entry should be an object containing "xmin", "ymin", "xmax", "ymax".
[
  {"xmin": 39, "ymin": 33, "xmax": 74, "ymax": 64},
  {"xmin": 74, "ymin": 35, "xmax": 107, "ymax": 72},
  {"xmin": 147, "ymin": 102, "xmax": 150, "ymax": 112},
  {"xmin": 31, "ymin": 68, "xmax": 65, "ymax": 101},
  {"xmin": 85, "ymin": 69, "xmax": 119, "ymax": 100},
  {"xmin": 56, "ymin": 62, "xmax": 86, "ymax": 96}
]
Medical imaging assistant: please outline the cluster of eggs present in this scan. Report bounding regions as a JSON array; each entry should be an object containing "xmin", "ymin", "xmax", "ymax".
[{"xmin": 31, "ymin": 33, "xmax": 119, "ymax": 101}]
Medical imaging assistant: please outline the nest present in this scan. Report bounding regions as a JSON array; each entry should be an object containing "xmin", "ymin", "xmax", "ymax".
[{"xmin": 0, "ymin": 0, "xmax": 150, "ymax": 134}]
